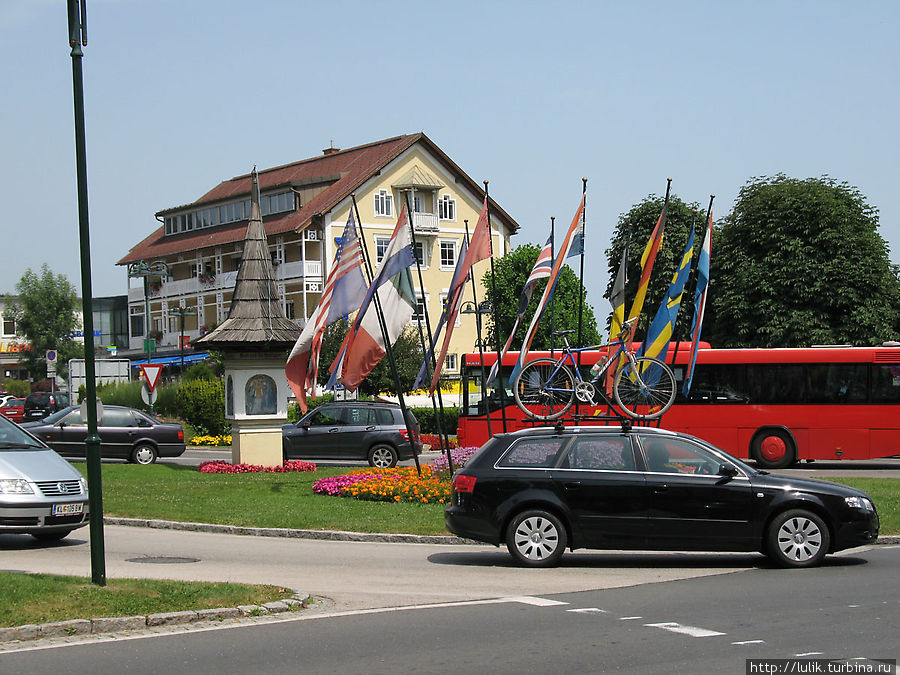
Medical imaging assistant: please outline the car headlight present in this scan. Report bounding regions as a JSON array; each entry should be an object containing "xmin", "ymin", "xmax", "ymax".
[
  {"xmin": 845, "ymin": 496, "xmax": 874, "ymax": 511},
  {"xmin": 0, "ymin": 479, "xmax": 35, "ymax": 494},
  {"xmin": 79, "ymin": 476, "xmax": 88, "ymax": 493}
]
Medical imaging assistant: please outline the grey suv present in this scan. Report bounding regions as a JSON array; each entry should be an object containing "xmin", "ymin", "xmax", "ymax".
[{"xmin": 282, "ymin": 401, "xmax": 421, "ymax": 468}]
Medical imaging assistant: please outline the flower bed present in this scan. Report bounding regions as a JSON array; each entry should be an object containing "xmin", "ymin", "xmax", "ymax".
[
  {"xmin": 198, "ymin": 460, "xmax": 317, "ymax": 474},
  {"xmin": 429, "ymin": 446, "xmax": 480, "ymax": 479},
  {"xmin": 313, "ymin": 466, "xmax": 451, "ymax": 504},
  {"xmin": 191, "ymin": 434, "xmax": 233, "ymax": 447},
  {"xmin": 419, "ymin": 433, "xmax": 458, "ymax": 450}
]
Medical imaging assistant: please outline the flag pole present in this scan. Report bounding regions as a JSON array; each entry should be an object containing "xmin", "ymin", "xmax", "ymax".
[
  {"xmin": 404, "ymin": 193, "xmax": 452, "ymax": 472},
  {"xmin": 483, "ymin": 181, "xmax": 508, "ymax": 433},
  {"xmin": 465, "ymin": 219, "xmax": 492, "ymax": 439},
  {"xmin": 352, "ymin": 196, "xmax": 421, "ymax": 474},
  {"xmin": 575, "ymin": 178, "xmax": 587, "ymax": 421},
  {"xmin": 549, "ymin": 216, "xmax": 556, "ymax": 359}
]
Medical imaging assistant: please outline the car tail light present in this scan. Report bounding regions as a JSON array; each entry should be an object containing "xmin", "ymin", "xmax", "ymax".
[
  {"xmin": 399, "ymin": 429, "xmax": 409, "ymax": 441},
  {"xmin": 452, "ymin": 473, "xmax": 477, "ymax": 494},
  {"xmin": 177, "ymin": 430, "xmax": 184, "ymax": 440}
]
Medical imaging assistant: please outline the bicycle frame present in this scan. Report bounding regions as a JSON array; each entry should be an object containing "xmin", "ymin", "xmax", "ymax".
[{"xmin": 539, "ymin": 334, "xmax": 637, "ymax": 398}]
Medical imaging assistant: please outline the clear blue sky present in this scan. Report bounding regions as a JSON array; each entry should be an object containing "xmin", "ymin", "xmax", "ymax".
[{"xmin": 2, "ymin": 0, "xmax": 898, "ymax": 321}]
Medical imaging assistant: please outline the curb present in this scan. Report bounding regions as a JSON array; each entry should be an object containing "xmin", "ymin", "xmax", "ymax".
[
  {"xmin": 0, "ymin": 593, "xmax": 313, "ymax": 645},
  {"xmin": 103, "ymin": 516, "xmax": 481, "ymax": 545}
]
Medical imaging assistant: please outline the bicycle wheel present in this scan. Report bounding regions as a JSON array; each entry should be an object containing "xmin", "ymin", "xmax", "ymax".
[
  {"xmin": 514, "ymin": 358, "xmax": 576, "ymax": 421},
  {"xmin": 613, "ymin": 357, "xmax": 676, "ymax": 420}
]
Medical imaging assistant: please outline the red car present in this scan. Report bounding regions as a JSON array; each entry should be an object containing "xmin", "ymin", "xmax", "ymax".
[{"xmin": 0, "ymin": 398, "xmax": 25, "ymax": 424}]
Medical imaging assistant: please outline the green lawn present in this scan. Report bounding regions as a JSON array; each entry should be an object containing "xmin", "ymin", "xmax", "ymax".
[
  {"xmin": 0, "ymin": 573, "xmax": 294, "ymax": 628},
  {"xmin": 827, "ymin": 478, "xmax": 899, "ymax": 534},
  {"xmin": 81, "ymin": 464, "xmax": 447, "ymax": 535}
]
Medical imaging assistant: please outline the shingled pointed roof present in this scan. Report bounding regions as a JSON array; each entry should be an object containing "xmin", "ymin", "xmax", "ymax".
[
  {"xmin": 194, "ymin": 170, "xmax": 301, "ymax": 351},
  {"xmin": 117, "ymin": 133, "xmax": 519, "ymax": 266}
]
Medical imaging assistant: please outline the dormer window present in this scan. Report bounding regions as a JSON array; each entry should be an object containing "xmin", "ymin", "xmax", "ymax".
[{"xmin": 162, "ymin": 189, "xmax": 295, "ymax": 237}]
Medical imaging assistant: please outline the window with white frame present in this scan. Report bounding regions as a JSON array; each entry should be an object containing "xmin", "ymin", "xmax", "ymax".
[
  {"xmin": 439, "ymin": 240, "xmax": 457, "ymax": 268},
  {"xmin": 374, "ymin": 189, "xmax": 393, "ymax": 217},
  {"xmin": 438, "ymin": 194, "xmax": 456, "ymax": 221},
  {"xmin": 413, "ymin": 241, "xmax": 427, "ymax": 267},
  {"xmin": 2, "ymin": 315, "xmax": 14, "ymax": 336},
  {"xmin": 412, "ymin": 293, "xmax": 428, "ymax": 323},
  {"xmin": 374, "ymin": 236, "xmax": 390, "ymax": 264},
  {"xmin": 445, "ymin": 353, "xmax": 458, "ymax": 372}
]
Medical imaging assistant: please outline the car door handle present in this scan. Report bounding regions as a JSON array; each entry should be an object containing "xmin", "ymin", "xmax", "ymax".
[
  {"xmin": 563, "ymin": 482, "xmax": 581, "ymax": 491},
  {"xmin": 328, "ymin": 428, "xmax": 340, "ymax": 433},
  {"xmin": 365, "ymin": 426, "xmax": 376, "ymax": 431},
  {"xmin": 653, "ymin": 485, "xmax": 670, "ymax": 493}
]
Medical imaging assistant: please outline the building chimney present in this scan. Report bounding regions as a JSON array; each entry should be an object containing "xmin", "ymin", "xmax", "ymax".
[{"xmin": 322, "ymin": 140, "xmax": 340, "ymax": 156}]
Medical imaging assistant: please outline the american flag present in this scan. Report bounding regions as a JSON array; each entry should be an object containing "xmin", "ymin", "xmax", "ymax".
[{"xmin": 286, "ymin": 210, "xmax": 367, "ymax": 413}]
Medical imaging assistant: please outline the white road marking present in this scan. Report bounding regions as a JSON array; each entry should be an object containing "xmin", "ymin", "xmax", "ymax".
[
  {"xmin": 620, "ymin": 616, "xmax": 643, "ymax": 620},
  {"xmin": 502, "ymin": 596, "xmax": 569, "ymax": 607},
  {"xmin": 732, "ymin": 640, "xmax": 765, "ymax": 645},
  {"xmin": 567, "ymin": 608, "xmax": 608, "ymax": 614},
  {"xmin": 795, "ymin": 652, "xmax": 823, "ymax": 657},
  {"xmin": 645, "ymin": 622, "xmax": 725, "ymax": 638}
]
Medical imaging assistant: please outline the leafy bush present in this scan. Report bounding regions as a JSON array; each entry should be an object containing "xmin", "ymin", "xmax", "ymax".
[
  {"xmin": 2, "ymin": 380, "xmax": 30, "ymax": 397},
  {"xmin": 287, "ymin": 394, "xmax": 335, "ymax": 422},
  {"xmin": 182, "ymin": 363, "xmax": 216, "ymax": 381},
  {"xmin": 174, "ymin": 379, "xmax": 227, "ymax": 436},
  {"xmin": 410, "ymin": 406, "xmax": 459, "ymax": 435},
  {"xmin": 191, "ymin": 434, "xmax": 232, "ymax": 447},
  {"xmin": 420, "ymin": 433, "xmax": 457, "ymax": 450},
  {"xmin": 96, "ymin": 380, "xmax": 144, "ymax": 408}
]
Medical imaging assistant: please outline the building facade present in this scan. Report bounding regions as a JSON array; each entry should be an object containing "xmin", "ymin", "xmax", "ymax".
[{"xmin": 118, "ymin": 134, "xmax": 519, "ymax": 381}]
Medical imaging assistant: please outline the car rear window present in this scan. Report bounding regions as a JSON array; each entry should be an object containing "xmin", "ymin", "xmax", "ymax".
[{"xmin": 497, "ymin": 437, "xmax": 566, "ymax": 468}]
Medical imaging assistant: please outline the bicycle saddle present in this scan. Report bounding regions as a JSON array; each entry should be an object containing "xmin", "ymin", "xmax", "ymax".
[{"xmin": 552, "ymin": 329, "xmax": 576, "ymax": 337}]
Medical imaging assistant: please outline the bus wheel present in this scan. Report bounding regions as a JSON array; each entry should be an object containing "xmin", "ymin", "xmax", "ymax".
[{"xmin": 752, "ymin": 429, "xmax": 795, "ymax": 470}]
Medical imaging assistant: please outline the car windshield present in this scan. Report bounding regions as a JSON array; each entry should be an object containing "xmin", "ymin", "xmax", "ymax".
[{"xmin": 0, "ymin": 415, "xmax": 46, "ymax": 449}]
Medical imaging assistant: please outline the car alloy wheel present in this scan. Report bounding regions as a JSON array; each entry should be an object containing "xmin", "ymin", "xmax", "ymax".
[
  {"xmin": 506, "ymin": 510, "xmax": 567, "ymax": 567},
  {"xmin": 131, "ymin": 444, "xmax": 158, "ymax": 465},
  {"xmin": 767, "ymin": 509, "xmax": 830, "ymax": 568},
  {"xmin": 368, "ymin": 444, "xmax": 398, "ymax": 469}
]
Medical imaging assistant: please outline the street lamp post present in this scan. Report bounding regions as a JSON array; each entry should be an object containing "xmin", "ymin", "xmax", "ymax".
[
  {"xmin": 127, "ymin": 260, "xmax": 171, "ymax": 365},
  {"xmin": 170, "ymin": 305, "xmax": 197, "ymax": 372},
  {"xmin": 67, "ymin": 0, "xmax": 105, "ymax": 586}
]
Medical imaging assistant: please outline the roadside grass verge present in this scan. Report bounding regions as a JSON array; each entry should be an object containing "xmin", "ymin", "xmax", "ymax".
[
  {"xmin": 80, "ymin": 464, "xmax": 447, "ymax": 535},
  {"xmin": 827, "ymin": 478, "xmax": 899, "ymax": 534},
  {"xmin": 0, "ymin": 572, "xmax": 293, "ymax": 628}
]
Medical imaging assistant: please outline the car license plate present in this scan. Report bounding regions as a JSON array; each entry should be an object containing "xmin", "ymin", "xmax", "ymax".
[{"xmin": 52, "ymin": 503, "xmax": 83, "ymax": 515}]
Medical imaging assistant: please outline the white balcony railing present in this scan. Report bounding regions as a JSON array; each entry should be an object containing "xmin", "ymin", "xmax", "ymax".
[{"xmin": 413, "ymin": 212, "xmax": 439, "ymax": 233}]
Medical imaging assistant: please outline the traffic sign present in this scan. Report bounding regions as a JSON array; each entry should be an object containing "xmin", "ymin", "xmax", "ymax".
[
  {"xmin": 46, "ymin": 350, "xmax": 57, "ymax": 364},
  {"xmin": 140, "ymin": 364, "xmax": 163, "ymax": 392},
  {"xmin": 140, "ymin": 383, "xmax": 158, "ymax": 406}
]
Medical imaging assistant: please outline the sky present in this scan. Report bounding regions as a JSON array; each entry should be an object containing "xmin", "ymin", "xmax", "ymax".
[{"xmin": 2, "ymin": 0, "xmax": 898, "ymax": 319}]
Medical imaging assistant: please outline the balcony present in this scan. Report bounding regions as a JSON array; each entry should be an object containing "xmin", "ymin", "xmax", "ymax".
[{"xmin": 412, "ymin": 212, "xmax": 439, "ymax": 234}]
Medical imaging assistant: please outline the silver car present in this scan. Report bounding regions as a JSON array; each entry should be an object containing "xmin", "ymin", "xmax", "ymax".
[{"xmin": 0, "ymin": 414, "xmax": 89, "ymax": 541}]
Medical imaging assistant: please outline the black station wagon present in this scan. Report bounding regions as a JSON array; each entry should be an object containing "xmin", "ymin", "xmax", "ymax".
[{"xmin": 445, "ymin": 426, "xmax": 879, "ymax": 568}]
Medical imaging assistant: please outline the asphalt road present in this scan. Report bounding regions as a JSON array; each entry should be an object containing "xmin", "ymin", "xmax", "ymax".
[{"xmin": 2, "ymin": 540, "xmax": 896, "ymax": 673}]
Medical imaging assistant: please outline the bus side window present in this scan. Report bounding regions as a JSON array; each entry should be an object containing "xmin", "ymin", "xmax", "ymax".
[{"xmin": 871, "ymin": 365, "xmax": 900, "ymax": 403}]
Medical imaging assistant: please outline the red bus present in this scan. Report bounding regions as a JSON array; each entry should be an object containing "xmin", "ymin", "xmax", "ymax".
[{"xmin": 457, "ymin": 343, "xmax": 900, "ymax": 469}]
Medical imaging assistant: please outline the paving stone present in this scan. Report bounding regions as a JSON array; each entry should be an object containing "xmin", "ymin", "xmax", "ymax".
[
  {"xmin": 236, "ymin": 605, "xmax": 266, "ymax": 616},
  {"xmin": 39, "ymin": 620, "xmax": 92, "ymax": 638},
  {"xmin": 146, "ymin": 610, "xmax": 199, "ymax": 627},
  {"xmin": 0, "ymin": 624, "xmax": 39, "ymax": 643},
  {"xmin": 261, "ymin": 601, "xmax": 290, "ymax": 614},
  {"xmin": 91, "ymin": 616, "xmax": 147, "ymax": 633},
  {"xmin": 195, "ymin": 607, "xmax": 242, "ymax": 621}
]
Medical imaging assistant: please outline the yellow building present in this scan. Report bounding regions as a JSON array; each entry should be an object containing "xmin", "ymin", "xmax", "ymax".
[{"xmin": 117, "ymin": 133, "xmax": 520, "ymax": 382}]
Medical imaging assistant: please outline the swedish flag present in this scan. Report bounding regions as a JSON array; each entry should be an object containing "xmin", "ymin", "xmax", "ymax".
[{"xmin": 638, "ymin": 225, "xmax": 695, "ymax": 363}]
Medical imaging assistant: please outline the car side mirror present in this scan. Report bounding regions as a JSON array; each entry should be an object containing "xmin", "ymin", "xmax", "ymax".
[
  {"xmin": 57, "ymin": 421, "xmax": 66, "ymax": 429},
  {"xmin": 300, "ymin": 422, "xmax": 310, "ymax": 430},
  {"xmin": 718, "ymin": 464, "xmax": 738, "ymax": 477}
]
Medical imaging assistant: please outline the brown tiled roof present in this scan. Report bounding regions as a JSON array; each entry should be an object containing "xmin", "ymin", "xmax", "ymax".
[
  {"xmin": 194, "ymin": 172, "xmax": 302, "ymax": 350},
  {"xmin": 117, "ymin": 133, "xmax": 519, "ymax": 266}
]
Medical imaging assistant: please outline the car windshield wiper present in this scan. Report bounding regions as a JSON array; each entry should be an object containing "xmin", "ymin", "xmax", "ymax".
[{"xmin": 0, "ymin": 442, "xmax": 46, "ymax": 449}]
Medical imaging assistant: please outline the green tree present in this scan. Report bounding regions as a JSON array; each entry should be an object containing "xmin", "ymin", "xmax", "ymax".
[
  {"xmin": 605, "ymin": 193, "xmax": 704, "ymax": 340},
  {"xmin": 316, "ymin": 318, "xmax": 425, "ymax": 396},
  {"xmin": 6, "ymin": 264, "xmax": 84, "ymax": 381},
  {"xmin": 707, "ymin": 175, "xmax": 900, "ymax": 347},
  {"xmin": 482, "ymin": 244, "xmax": 601, "ymax": 350}
]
